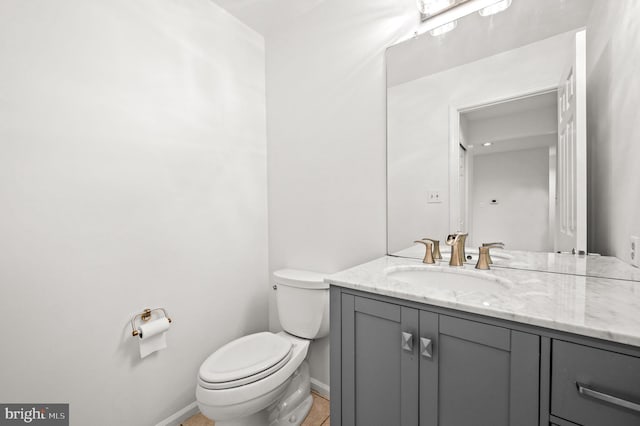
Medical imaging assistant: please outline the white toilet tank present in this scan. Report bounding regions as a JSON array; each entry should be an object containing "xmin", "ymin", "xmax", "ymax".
[{"xmin": 273, "ymin": 269, "xmax": 329, "ymax": 340}]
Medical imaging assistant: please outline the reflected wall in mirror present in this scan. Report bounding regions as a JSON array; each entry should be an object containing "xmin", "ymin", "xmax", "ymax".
[{"xmin": 386, "ymin": 0, "xmax": 639, "ymax": 260}]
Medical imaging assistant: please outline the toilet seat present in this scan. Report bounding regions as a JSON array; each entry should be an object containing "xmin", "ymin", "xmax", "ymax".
[
  {"xmin": 199, "ymin": 332, "xmax": 293, "ymax": 390},
  {"xmin": 197, "ymin": 332, "xmax": 310, "ymax": 409}
]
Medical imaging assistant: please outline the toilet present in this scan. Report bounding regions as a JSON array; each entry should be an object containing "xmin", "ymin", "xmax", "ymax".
[{"xmin": 196, "ymin": 269, "xmax": 329, "ymax": 426}]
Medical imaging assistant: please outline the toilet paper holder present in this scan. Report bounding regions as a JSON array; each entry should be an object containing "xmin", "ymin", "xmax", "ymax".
[{"xmin": 131, "ymin": 308, "xmax": 172, "ymax": 337}]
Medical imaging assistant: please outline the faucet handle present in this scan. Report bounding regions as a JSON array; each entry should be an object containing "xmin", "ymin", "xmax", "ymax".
[
  {"xmin": 482, "ymin": 242, "xmax": 505, "ymax": 249},
  {"xmin": 481, "ymin": 243, "xmax": 504, "ymax": 264},
  {"xmin": 421, "ymin": 238, "xmax": 442, "ymax": 260},
  {"xmin": 475, "ymin": 246, "xmax": 492, "ymax": 270},
  {"xmin": 414, "ymin": 240, "xmax": 436, "ymax": 264}
]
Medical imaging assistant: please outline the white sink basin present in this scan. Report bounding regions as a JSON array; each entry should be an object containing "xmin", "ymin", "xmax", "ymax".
[{"xmin": 385, "ymin": 265, "xmax": 511, "ymax": 294}]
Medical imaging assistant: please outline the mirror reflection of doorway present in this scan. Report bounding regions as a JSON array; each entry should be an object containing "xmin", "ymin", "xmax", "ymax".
[{"xmin": 459, "ymin": 91, "xmax": 558, "ymax": 252}]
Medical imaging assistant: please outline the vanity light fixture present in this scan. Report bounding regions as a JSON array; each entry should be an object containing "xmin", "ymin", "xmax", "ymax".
[
  {"xmin": 417, "ymin": 0, "xmax": 457, "ymax": 18},
  {"xmin": 482, "ymin": 142, "xmax": 493, "ymax": 147},
  {"xmin": 478, "ymin": 0, "xmax": 512, "ymax": 16},
  {"xmin": 417, "ymin": 0, "xmax": 513, "ymax": 38}
]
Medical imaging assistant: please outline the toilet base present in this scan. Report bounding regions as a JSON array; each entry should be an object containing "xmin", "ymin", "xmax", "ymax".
[
  {"xmin": 268, "ymin": 361, "xmax": 313, "ymax": 426},
  {"xmin": 212, "ymin": 361, "xmax": 313, "ymax": 426},
  {"xmin": 271, "ymin": 394, "xmax": 313, "ymax": 426},
  {"xmin": 211, "ymin": 411, "xmax": 270, "ymax": 426}
]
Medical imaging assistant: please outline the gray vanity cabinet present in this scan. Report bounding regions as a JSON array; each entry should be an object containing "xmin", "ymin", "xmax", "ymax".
[
  {"xmin": 338, "ymin": 293, "xmax": 420, "ymax": 426},
  {"xmin": 333, "ymin": 290, "xmax": 540, "ymax": 426},
  {"xmin": 420, "ymin": 314, "xmax": 539, "ymax": 426}
]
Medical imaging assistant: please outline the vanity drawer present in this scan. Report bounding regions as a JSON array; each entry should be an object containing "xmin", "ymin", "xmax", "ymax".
[{"xmin": 551, "ymin": 340, "xmax": 640, "ymax": 426}]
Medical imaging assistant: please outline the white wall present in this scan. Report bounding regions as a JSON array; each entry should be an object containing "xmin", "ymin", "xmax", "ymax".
[
  {"xmin": 586, "ymin": 0, "xmax": 640, "ymax": 260},
  {"xmin": 265, "ymin": 0, "xmax": 417, "ymax": 388},
  {"xmin": 387, "ymin": 31, "xmax": 574, "ymax": 253},
  {"xmin": 472, "ymin": 148, "xmax": 551, "ymax": 252},
  {"xmin": 0, "ymin": 1, "xmax": 268, "ymax": 424}
]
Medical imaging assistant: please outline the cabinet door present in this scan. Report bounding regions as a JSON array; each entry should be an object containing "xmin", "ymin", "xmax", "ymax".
[
  {"xmin": 420, "ymin": 314, "xmax": 540, "ymax": 426},
  {"xmin": 341, "ymin": 294, "xmax": 419, "ymax": 426}
]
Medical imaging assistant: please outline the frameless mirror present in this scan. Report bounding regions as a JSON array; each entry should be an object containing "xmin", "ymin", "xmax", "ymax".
[{"xmin": 386, "ymin": 0, "xmax": 640, "ymax": 281}]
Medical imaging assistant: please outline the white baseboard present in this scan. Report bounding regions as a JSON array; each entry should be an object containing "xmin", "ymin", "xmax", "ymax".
[
  {"xmin": 310, "ymin": 378, "xmax": 330, "ymax": 400},
  {"xmin": 155, "ymin": 401, "xmax": 199, "ymax": 426}
]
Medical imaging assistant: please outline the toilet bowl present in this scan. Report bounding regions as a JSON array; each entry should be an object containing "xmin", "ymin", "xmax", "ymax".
[{"xmin": 196, "ymin": 269, "xmax": 329, "ymax": 426}]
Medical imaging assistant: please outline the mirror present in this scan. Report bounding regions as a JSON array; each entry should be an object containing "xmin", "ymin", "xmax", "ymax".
[
  {"xmin": 456, "ymin": 90, "xmax": 560, "ymax": 253},
  {"xmin": 386, "ymin": 0, "xmax": 640, "ymax": 281}
]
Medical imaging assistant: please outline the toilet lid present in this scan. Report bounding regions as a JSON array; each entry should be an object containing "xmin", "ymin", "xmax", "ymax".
[{"xmin": 199, "ymin": 332, "xmax": 292, "ymax": 386}]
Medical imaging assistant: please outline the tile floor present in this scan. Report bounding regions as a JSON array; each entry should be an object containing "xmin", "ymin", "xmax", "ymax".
[{"xmin": 181, "ymin": 392, "xmax": 330, "ymax": 426}]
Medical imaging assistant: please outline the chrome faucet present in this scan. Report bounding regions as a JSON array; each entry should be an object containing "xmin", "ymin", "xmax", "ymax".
[{"xmin": 445, "ymin": 232, "xmax": 468, "ymax": 267}]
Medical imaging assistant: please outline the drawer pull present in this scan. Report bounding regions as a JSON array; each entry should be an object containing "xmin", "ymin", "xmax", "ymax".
[{"xmin": 577, "ymin": 382, "xmax": 640, "ymax": 413}]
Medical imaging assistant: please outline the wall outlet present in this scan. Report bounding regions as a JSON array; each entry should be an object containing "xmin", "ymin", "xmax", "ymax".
[
  {"xmin": 631, "ymin": 236, "xmax": 639, "ymax": 268},
  {"xmin": 427, "ymin": 191, "xmax": 442, "ymax": 204}
]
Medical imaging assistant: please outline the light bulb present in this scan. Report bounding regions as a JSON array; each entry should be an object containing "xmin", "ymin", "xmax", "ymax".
[
  {"xmin": 430, "ymin": 20, "xmax": 457, "ymax": 36},
  {"xmin": 478, "ymin": 0, "xmax": 512, "ymax": 16},
  {"xmin": 417, "ymin": 0, "xmax": 455, "ymax": 17}
]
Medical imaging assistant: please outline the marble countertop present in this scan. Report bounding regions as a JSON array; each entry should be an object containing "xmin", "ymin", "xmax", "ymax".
[
  {"xmin": 392, "ymin": 245, "xmax": 640, "ymax": 282},
  {"xmin": 326, "ymin": 255, "xmax": 640, "ymax": 348}
]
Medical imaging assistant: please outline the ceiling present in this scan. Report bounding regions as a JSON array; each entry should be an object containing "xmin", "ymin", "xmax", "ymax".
[
  {"xmin": 463, "ymin": 90, "xmax": 557, "ymax": 121},
  {"xmin": 209, "ymin": 0, "xmax": 325, "ymax": 35},
  {"xmin": 467, "ymin": 134, "xmax": 556, "ymax": 156},
  {"xmin": 462, "ymin": 91, "xmax": 558, "ymax": 156}
]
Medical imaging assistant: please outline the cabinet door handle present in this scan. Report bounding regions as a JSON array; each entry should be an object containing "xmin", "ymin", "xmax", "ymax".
[
  {"xmin": 401, "ymin": 332, "xmax": 413, "ymax": 352},
  {"xmin": 420, "ymin": 337, "xmax": 433, "ymax": 358},
  {"xmin": 577, "ymin": 382, "xmax": 640, "ymax": 413}
]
